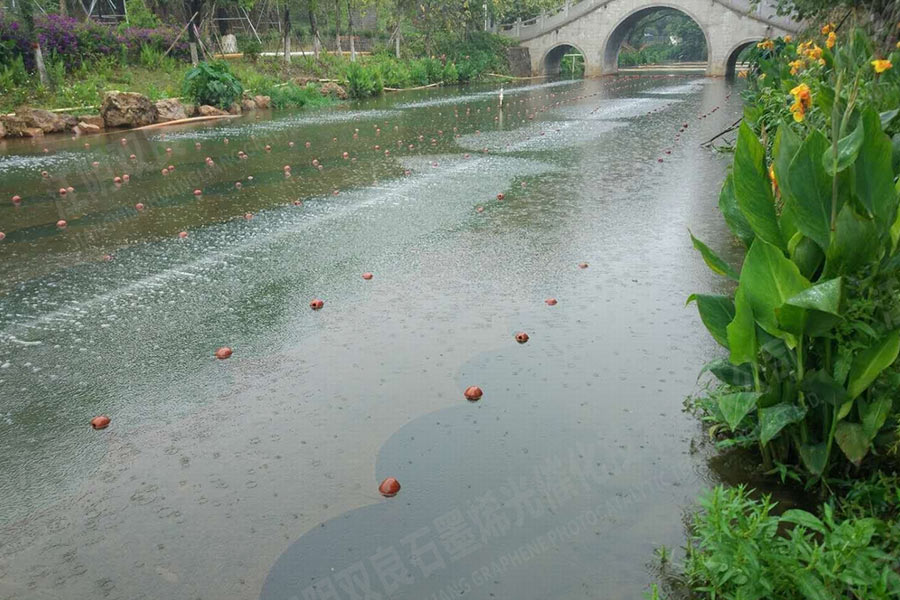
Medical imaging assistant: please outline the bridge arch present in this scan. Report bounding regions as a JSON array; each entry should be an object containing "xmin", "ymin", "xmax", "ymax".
[
  {"xmin": 498, "ymin": 0, "xmax": 798, "ymax": 77},
  {"xmin": 601, "ymin": 4, "xmax": 710, "ymax": 74},
  {"xmin": 724, "ymin": 38, "xmax": 761, "ymax": 77},
  {"xmin": 542, "ymin": 42, "xmax": 588, "ymax": 76}
]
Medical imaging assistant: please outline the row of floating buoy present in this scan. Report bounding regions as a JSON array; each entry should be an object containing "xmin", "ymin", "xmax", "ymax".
[{"xmin": 64, "ymin": 74, "xmax": 717, "ymax": 500}]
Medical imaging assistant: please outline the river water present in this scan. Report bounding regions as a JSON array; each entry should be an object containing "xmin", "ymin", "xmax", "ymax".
[{"xmin": 0, "ymin": 75, "xmax": 741, "ymax": 600}]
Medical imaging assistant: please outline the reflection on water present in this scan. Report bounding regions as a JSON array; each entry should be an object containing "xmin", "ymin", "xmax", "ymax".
[{"xmin": 1, "ymin": 75, "xmax": 741, "ymax": 600}]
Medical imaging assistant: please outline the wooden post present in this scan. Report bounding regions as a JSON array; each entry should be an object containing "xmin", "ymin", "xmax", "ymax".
[
  {"xmin": 283, "ymin": 6, "xmax": 291, "ymax": 62},
  {"xmin": 190, "ymin": 42, "xmax": 199, "ymax": 65},
  {"xmin": 35, "ymin": 44, "xmax": 48, "ymax": 85}
]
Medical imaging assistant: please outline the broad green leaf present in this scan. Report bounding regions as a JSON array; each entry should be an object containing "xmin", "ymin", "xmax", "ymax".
[
  {"xmin": 717, "ymin": 391, "xmax": 761, "ymax": 431},
  {"xmin": 891, "ymin": 201, "xmax": 900, "ymax": 253},
  {"xmin": 727, "ymin": 285, "xmax": 757, "ymax": 366},
  {"xmin": 824, "ymin": 204, "xmax": 881, "ymax": 277},
  {"xmin": 801, "ymin": 369, "xmax": 850, "ymax": 407},
  {"xmin": 798, "ymin": 443, "xmax": 828, "ymax": 476},
  {"xmin": 847, "ymin": 331, "xmax": 900, "ymax": 400},
  {"xmin": 785, "ymin": 277, "xmax": 842, "ymax": 316},
  {"xmin": 740, "ymin": 239, "xmax": 810, "ymax": 346},
  {"xmin": 702, "ymin": 358, "xmax": 754, "ymax": 387},
  {"xmin": 758, "ymin": 403, "xmax": 807, "ymax": 445},
  {"xmin": 733, "ymin": 122, "xmax": 784, "ymax": 249},
  {"xmin": 881, "ymin": 108, "xmax": 899, "ymax": 129},
  {"xmin": 686, "ymin": 294, "xmax": 734, "ymax": 348},
  {"xmin": 690, "ymin": 232, "xmax": 740, "ymax": 280},
  {"xmin": 822, "ymin": 118, "xmax": 863, "ymax": 176},
  {"xmin": 789, "ymin": 235, "xmax": 824, "ymax": 280},
  {"xmin": 773, "ymin": 125, "xmax": 802, "ymax": 207},
  {"xmin": 743, "ymin": 103, "xmax": 761, "ymax": 126},
  {"xmin": 859, "ymin": 396, "xmax": 892, "ymax": 440},
  {"xmin": 787, "ymin": 130, "xmax": 833, "ymax": 251},
  {"xmin": 718, "ymin": 173, "xmax": 755, "ymax": 247},
  {"xmin": 780, "ymin": 509, "xmax": 827, "ymax": 534},
  {"xmin": 855, "ymin": 107, "xmax": 898, "ymax": 228},
  {"xmin": 835, "ymin": 422, "xmax": 870, "ymax": 465}
]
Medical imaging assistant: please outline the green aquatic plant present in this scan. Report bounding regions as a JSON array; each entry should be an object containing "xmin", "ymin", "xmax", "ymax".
[{"xmin": 689, "ymin": 27, "xmax": 900, "ymax": 480}]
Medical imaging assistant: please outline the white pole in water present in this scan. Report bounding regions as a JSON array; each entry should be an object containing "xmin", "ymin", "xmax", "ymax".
[{"xmin": 499, "ymin": 86, "xmax": 504, "ymax": 108}]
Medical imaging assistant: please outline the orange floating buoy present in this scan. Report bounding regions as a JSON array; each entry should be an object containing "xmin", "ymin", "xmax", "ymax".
[
  {"xmin": 476, "ymin": 206, "xmax": 484, "ymax": 213},
  {"xmin": 122, "ymin": 174, "xmax": 129, "ymax": 182},
  {"xmin": 12, "ymin": 195, "xmax": 22, "ymax": 205},
  {"xmin": 309, "ymin": 299, "xmax": 324, "ymax": 310},
  {"xmin": 379, "ymin": 477, "xmax": 401, "ymax": 497},
  {"xmin": 193, "ymin": 189, "xmax": 202, "ymax": 196},
  {"xmin": 497, "ymin": 193, "xmax": 504, "ymax": 201},
  {"xmin": 135, "ymin": 203, "xmax": 145, "ymax": 211},
  {"xmin": 0, "ymin": 232, "xmax": 5, "ymax": 241},
  {"xmin": 362, "ymin": 272, "xmax": 373, "ymax": 280},
  {"xmin": 578, "ymin": 262, "xmax": 588, "ymax": 269},
  {"xmin": 215, "ymin": 347, "xmax": 233, "ymax": 360},
  {"xmin": 113, "ymin": 176, "xmax": 122, "ymax": 184},
  {"xmin": 179, "ymin": 231, "xmax": 188, "ymax": 238},
  {"xmin": 90, "ymin": 415, "xmax": 111, "ymax": 430},
  {"xmin": 103, "ymin": 254, "xmax": 113, "ymax": 261},
  {"xmin": 244, "ymin": 213, "xmax": 253, "ymax": 220},
  {"xmin": 545, "ymin": 298, "xmax": 557, "ymax": 306},
  {"xmin": 129, "ymin": 154, "xmax": 136, "ymax": 160},
  {"xmin": 515, "ymin": 332, "xmax": 529, "ymax": 343},
  {"xmin": 57, "ymin": 220, "xmax": 67, "ymax": 228},
  {"xmin": 41, "ymin": 170, "xmax": 49, "ymax": 178},
  {"xmin": 58, "ymin": 188, "xmax": 67, "ymax": 196},
  {"xmin": 464, "ymin": 386, "xmax": 483, "ymax": 401}
]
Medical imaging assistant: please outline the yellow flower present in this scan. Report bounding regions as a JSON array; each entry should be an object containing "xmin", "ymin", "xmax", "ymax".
[
  {"xmin": 896, "ymin": 41, "xmax": 900, "ymax": 49},
  {"xmin": 790, "ymin": 83, "xmax": 812, "ymax": 122},
  {"xmin": 759, "ymin": 73, "xmax": 767, "ymax": 80},
  {"xmin": 872, "ymin": 59, "xmax": 893, "ymax": 73},
  {"xmin": 826, "ymin": 31, "xmax": 836, "ymax": 49},
  {"xmin": 784, "ymin": 35, "xmax": 792, "ymax": 43},
  {"xmin": 806, "ymin": 44, "xmax": 823, "ymax": 60},
  {"xmin": 757, "ymin": 39, "xmax": 775, "ymax": 51},
  {"xmin": 821, "ymin": 23, "xmax": 834, "ymax": 35},
  {"xmin": 789, "ymin": 59, "xmax": 805, "ymax": 75}
]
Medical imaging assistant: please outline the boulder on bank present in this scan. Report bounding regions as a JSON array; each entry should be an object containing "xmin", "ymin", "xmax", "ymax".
[
  {"xmin": 253, "ymin": 95, "xmax": 271, "ymax": 109},
  {"xmin": 154, "ymin": 98, "xmax": 188, "ymax": 123},
  {"xmin": 0, "ymin": 115, "xmax": 29, "ymax": 137},
  {"xmin": 320, "ymin": 82, "xmax": 348, "ymax": 100},
  {"xmin": 76, "ymin": 122, "xmax": 101, "ymax": 134},
  {"xmin": 16, "ymin": 108, "xmax": 72, "ymax": 133},
  {"xmin": 0, "ymin": 119, "xmax": 6, "ymax": 139},
  {"xmin": 241, "ymin": 97, "xmax": 258, "ymax": 112},
  {"xmin": 198, "ymin": 105, "xmax": 230, "ymax": 117},
  {"xmin": 100, "ymin": 92, "xmax": 157, "ymax": 128},
  {"xmin": 228, "ymin": 102, "xmax": 242, "ymax": 115},
  {"xmin": 76, "ymin": 114, "xmax": 104, "ymax": 129}
]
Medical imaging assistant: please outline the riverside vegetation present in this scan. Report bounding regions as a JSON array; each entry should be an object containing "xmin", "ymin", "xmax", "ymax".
[
  {"xmin": 654, "ymin": 19, "xmax": 900, "ymax": 600},
  {"xmin": 0, "ymin": 7, "xmax": 514, "ymax": 115}
]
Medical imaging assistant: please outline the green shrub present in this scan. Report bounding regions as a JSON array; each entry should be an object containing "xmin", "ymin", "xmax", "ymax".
[
  {"xmin": 442, "ymin": 61, "xmax": 458, "ymax": 84},
  {"xmin": 682, "ymin": 485, "xmax": 900, "ymax": 599},
  {"xmin": 182, "ymin": 61, "xmax": 244, "ymax": 108},
  {"xmin": 344, "ymin": 61, "xmax": 382, "ymax": 98},
  {"xmin": 408, "ymin": 59, "xmax": 429, "ymax": 86},
  {"xmin": 240, "ymin": 36, "xmax": 262, "ymax": 62}
]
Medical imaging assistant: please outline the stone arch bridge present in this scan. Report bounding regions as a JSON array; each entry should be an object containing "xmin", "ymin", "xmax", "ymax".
[{"xmin": 495, "ymin": 0, "xmax": 801, "ymax": 77}]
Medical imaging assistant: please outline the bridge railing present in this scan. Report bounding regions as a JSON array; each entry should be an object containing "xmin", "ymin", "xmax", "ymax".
[{"xmin": 493, "ymin": 0, "xmax": 799, "ymax": 41}]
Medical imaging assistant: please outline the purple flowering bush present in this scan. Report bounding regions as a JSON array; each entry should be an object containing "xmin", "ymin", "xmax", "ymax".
[{"xmin": 0, "ymin": 12, "xmax": 189, "ymax": 72}]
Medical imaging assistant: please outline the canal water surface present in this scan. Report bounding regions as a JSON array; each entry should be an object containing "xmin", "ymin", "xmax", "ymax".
[{"xmin": 0, "ymin": 75, "xmax": 740, "ymax": 600}]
